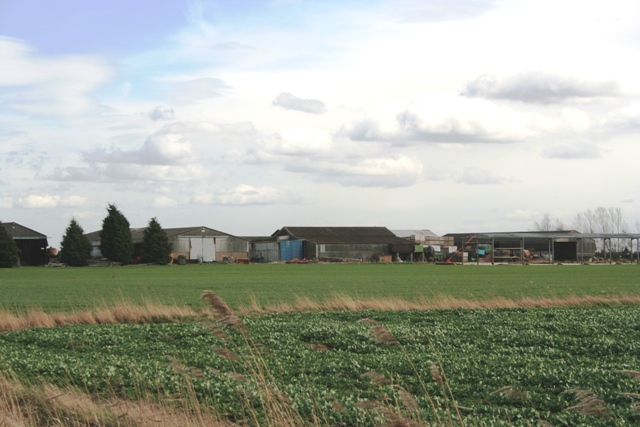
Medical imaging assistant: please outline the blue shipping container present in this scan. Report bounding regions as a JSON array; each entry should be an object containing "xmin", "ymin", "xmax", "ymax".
[{"xmin": 279, "ymin": 240, "xmax": 303, "ymax": 261}]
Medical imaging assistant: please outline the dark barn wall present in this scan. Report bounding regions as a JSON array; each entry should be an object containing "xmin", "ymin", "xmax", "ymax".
[
  {"xmin": 15, "ymin": 239, "xmax": 48, "ymax": 266},
  {"xmin": 554, "ymin": 242, "xmax": 577, "ymax": 261}
]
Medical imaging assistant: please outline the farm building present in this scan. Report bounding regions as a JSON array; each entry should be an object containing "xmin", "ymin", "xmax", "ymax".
[
  {"xmin": 86, "ymin": 226, "xmax": 249, "ymax": 263},
  {"xmin": 272, "ymin": 226, "xmax": 422, "ymax": 262},
  {"xmin": 443, "ymin": 231, "xmax": 599, "ymax": 263},
  {"xmin": 244, "ymin": 236, "xmax": 279, "ymax": 263},
  {"xmin": 2, "ymin": 222, "xmax": 49, "ymax": 266}
]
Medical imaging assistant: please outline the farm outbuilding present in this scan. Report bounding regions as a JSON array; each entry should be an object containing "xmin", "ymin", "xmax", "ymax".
[
  {"xmin": 131, "ymin": 226, "xmax": 249, "ymax": 263},
  {"xmin": 86, "ymin": 226, "xmax": 249, "ymax": 263},
  {"xmin": 244, "ymin": 236, "xmax": 279, "ymax": 263},
  {"xmin": 2, "ymin": 222, "xmax": 49, "ymax": 266},
  {"xmin": 272, "ymin": 226, "xmax": 421, "ymax": 262}
]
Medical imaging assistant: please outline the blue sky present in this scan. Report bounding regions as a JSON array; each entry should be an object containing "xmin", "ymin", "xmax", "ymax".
[{"xmin": 1, "ymin": 0, "xmax": 639, "ymax": 247}]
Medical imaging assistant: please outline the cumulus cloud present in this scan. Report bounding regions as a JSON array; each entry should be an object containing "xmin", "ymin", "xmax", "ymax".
[
  {"xmin": 346, "ymin": 96, "xmax": 535, "ymax": 144},
  {"xmin": 169, "ymin": 78, "xmax": 230, "ymax": 104},
  {"xmin": 541, "ymin": 143, "xmax": 601, "ymax": 159},
  {"xmin": 84, "ymin": 132, "xmax": 196, "ymax": 165},
  {"xmin": 149, "ymin": 105, "xmax": 175, "ymax": 121},
  {"xmin": 272, "ymin": 92, "xmax": 327, "ymax": 114},
  {"xmin": 47, "ymin": 163, "xmax": 207, "ymax": 183},
  {"xmin": 462, "ymin": 72, "xmax": 620, "ymax": 104},
  {"xmin": 16, "ymin": 194, "xmax": 87, "ymax": 208},
  {"xmin": 192, "ymin": 184, "xmax": 284, "ymax": 205},
  {"xmin": 0, "ymin": 37, "xmax": 112, "ymax": 115}
]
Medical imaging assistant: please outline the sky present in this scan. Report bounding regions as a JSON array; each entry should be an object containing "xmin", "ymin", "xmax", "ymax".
[{"xmin": 1, "ymin": 0, "xmax": 639, "ymax": 248}]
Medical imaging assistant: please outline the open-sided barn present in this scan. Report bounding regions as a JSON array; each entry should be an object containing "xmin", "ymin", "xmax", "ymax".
[
  {"xmin": 444, "ymin": 231, "xmax": 599, "ymax": 263},
  {"xmin": 2, "ymin": 222, "xmax": 49, "ymax": 266},
  {"xmin": 272, "ymin": 226, "xmax": 421, "ymax": 262}
]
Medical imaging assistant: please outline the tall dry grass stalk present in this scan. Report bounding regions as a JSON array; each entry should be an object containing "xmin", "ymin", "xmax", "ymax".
[
  {"xmin": 563, "ymin": 389, "xmax": 610, "ymax": 418},
  {"xmin": 0, "ymin": 370, "xmax": 229, "ymax": 427}
]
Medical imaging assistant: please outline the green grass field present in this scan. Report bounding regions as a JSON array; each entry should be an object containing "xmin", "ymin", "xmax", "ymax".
[{"xmin": 1, "ymin": 263, "xmax": 639, "ymax": 313}]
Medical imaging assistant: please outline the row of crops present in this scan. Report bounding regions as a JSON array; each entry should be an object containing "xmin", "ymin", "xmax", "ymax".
[{"xmin": 2, "ymin": 307, "xmax": 640, "ymax": 426}]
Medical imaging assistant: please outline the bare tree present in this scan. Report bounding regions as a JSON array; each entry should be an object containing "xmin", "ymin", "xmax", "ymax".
[{"xmin": 533, "ymin": 213, "xmax": 564, "ymax": 231}]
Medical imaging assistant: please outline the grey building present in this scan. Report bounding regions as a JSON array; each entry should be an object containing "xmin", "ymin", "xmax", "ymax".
[{"xmin": 272, "ymin": 226, "xmax": 421, "ymax": 262}]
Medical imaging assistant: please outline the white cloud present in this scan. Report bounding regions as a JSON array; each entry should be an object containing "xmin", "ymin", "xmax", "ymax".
[
  {"xmin": 0, "ymin": 37, "xmax": 112, "ymax": 115},
  {"xmin": 266, "ymin": 127, "xmax": 333, "ymax": 156},
  {"xmin": 192, "ymin": 184, "xmax": 284, "ymax": 205},
  {"xmin": 272, "ymin": 92, "xmax": 327, "ymax": 114},
  {"xmin": 18, "ymin": 194, "xmax": 60, "ymax": 208},
  {"xmin": 60, "ymin": 196, "xmax": 88, "ymax": 207},
  {"xmin": 84, "ymin": 130, "xmax": 196, "ymax": 165},
  {"xmin": 48, "ymin": 163, "xmax": 208, "ymax": 183},
  {"xmin": 15, "ymin": 194, "xmax": 88, "ymax": 208},
  {"xmin": 153, "ymin": 196, "xmax": 178, "ymax": 208}
]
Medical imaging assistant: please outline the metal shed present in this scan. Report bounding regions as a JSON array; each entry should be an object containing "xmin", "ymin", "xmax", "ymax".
[{"xmin": 2, "ymin": 222, "xmax": 49, "ymax": 266}]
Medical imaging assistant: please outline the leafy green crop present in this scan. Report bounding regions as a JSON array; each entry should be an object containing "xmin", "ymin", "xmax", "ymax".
[{"xmin": 2, "ymin": 308, "xmax": 640, "ymax": 426}]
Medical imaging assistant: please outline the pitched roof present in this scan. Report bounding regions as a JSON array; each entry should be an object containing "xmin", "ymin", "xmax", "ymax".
[
  {"xmin": 86, "ymin": 226, "xmax": 243, "ymax": 243},
  {"xmin": 274, "ymin": 226, "xmax": 414, "ymax": 245},
  {"xmin": 2, "ymin": 222, "xmax": 47, "ymax": 239}
]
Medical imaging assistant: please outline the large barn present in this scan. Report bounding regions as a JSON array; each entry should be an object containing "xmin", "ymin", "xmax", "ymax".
[
  {"xmin": 2, "ymin": 222, "xmax": 49, "ymax": 266},
  {"xmin": 272, "ymin": 226, "xmax": 421, "ymax": 262},
  {"xmin": 86, "ymin": 226, "xmax": 249, "ymax": 263}
]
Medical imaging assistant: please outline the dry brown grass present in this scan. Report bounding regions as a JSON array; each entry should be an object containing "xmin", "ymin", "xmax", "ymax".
[
  {"xmin": 0, "ymin": 300, "xmax": 202, "ymax": 332},
  {"xmin": 4, "ymin": 293, "xmax": 640, "ymax": 333},
  {"xmin": 0, "ymin": 370, "xmax": 229, "ymax": 427}
]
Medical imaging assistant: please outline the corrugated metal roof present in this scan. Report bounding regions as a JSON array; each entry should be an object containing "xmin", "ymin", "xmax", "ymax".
[
  {"xmin": 274, "ymin": 226, "xmax": 415, "ymax": 245},
  {"xmin": 2, "ymin": 222, "xmax": 47, "ymax": 239}
]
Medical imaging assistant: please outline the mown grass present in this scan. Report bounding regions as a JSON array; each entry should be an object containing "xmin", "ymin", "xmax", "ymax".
[{"xmin": 1, "ymin": 263, "xmax": 639, "ymax": 314}]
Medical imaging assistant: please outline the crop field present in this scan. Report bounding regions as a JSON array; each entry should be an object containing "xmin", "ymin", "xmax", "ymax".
[
  {"xmin": 1, "ymin": 263, "xmax": 639, "ymax": 313},
  {"xmin": 2, "ymin": 264, "xmax": 640, "ymax": 426},
  {"xmin": 2, "ymin": 307, "xmax": 640, "ymax": 426}
]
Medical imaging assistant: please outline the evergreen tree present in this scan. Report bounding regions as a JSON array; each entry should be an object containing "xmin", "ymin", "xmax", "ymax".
[
  {"xmin": 100, "ymin": 204, "xmax": 133, "ymax": 264},
  {"xmin": 0, "ymin": 221, "xmax": 19, "ymax": 268},
  {"xmin": 142, "ymin": 217, "xmax": 173, "ymax": 264},
  {"xmin": 59, "ymin": 219, "xmax": 92, "ymax": 266}
]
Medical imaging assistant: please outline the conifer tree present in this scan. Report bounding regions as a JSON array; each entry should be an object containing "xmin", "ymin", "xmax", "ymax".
[
  {"xmin": 143, "ymin": 217, "xmax": 173, "ymax": 264},
  {"xmin": 59, "ymin": 219, "xmax": 92, "ymax": 266},
  {"xmin": 0, "ymin": 221, "xmax": 19, "ymax": 268},
  {"xmin": 100, "ymin": 204, "xmax": 133, "ymax": 264}
]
